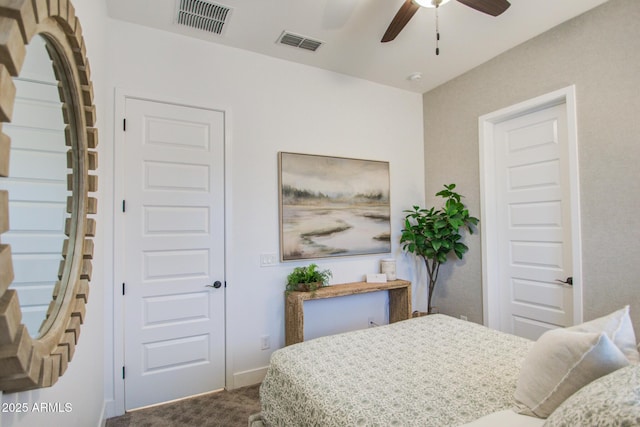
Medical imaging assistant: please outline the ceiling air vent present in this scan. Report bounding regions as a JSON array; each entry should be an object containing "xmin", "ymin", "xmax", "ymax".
[
  {"xmin": 176, "ymin": 0, "xmax": 232, "ymax": 35},
  {"xmin": 277, "ymin": 31, "xmax": 323, "ymax": 52}
]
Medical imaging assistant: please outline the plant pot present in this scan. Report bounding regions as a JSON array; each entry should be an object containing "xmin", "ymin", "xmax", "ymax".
[{"xmin": 294, "ymin": 282, "xmax": 323, "ymax": 292}]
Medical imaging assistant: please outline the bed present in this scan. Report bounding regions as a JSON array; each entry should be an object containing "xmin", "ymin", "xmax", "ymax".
[{"xmin": 255, "ymin": 310, "xmax": 640, "ymax": 427}]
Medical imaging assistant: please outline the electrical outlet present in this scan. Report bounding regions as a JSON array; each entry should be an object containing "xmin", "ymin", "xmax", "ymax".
[
  {"xmin": 260, "ymin": 335, "xmax": 271, "ymax": 350},
  {"xmin": 260, "ymin": 253, "xmax": 278, "ymax": 267},
  {"xmin": 460, "ymin": 315, "xmax": 468, "ymax": 321}
]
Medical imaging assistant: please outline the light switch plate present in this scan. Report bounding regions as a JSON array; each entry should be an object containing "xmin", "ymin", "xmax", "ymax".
[{"xmin": 260, "ymin": 253, "xmax": 278, "ymax": 267}]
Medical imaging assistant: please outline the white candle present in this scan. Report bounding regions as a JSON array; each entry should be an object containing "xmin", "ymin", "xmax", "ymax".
[{"xmin": 380, "ymin": 258, "xmax": 396, "ymax": 281}]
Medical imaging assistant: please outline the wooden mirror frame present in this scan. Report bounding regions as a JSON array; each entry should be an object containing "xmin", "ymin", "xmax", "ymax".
[{"xmin": 0, "ymin": 0, "xmax": 97, "ymax": 392}]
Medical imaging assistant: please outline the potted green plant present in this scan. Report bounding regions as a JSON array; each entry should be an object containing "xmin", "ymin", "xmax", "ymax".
[
  {"xmin": 400, "ymin": 184, "xmax": 478, "ymax": 314},
  {"xmin": 285, "ymin": 263, "xmax": 332, "ymax": 294}
]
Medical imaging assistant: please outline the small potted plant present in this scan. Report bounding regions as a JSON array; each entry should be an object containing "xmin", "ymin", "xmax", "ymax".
[{"xmin": 285, "ymin": 263, "xmax": 332, "ymax": 294}]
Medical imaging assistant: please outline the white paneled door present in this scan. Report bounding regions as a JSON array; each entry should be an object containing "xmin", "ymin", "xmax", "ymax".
[
  {"xmin": 482, "ymin": 92, "xmax": 582, "ymax": 341},
  {"xmin": 122, "ymin": 98, "xmax": 225, "ymax": 410}
]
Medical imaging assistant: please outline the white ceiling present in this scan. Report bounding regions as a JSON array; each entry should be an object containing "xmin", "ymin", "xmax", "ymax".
[{"xmin": 106, "ymin": 0, "xmax": 609, "ymax": 93}]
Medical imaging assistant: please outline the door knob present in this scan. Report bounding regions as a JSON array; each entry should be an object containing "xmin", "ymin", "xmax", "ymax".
[
  {"xmin": 205, "ymin": 281, "xmax": 223, "ymax": 289},
  {"xmin": 555, "ymin": 277, "xmax": 573, "ymax": 286}
]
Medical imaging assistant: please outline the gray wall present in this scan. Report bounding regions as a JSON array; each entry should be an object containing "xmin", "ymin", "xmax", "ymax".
[{"xmin": 422, "ymin": 0, "xmax": 640, "ymax": 335}]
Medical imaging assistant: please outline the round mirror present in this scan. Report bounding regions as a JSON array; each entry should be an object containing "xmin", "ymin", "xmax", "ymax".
[
  {"xmin": 0, "ymin": 0, "xmax": 97, "ymax": 392},
  {"xmin": 0, "ymin": 35, "xmax": 68, "ymax": 339}
]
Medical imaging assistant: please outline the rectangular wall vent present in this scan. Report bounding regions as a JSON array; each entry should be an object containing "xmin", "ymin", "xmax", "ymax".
[
  {"xmin": 277, "ymin": 31, "xmax": 323, "ymax": 52},
  {"xmin": 176, "ymin": 0, "xmax": 231, "ymax": 35}
]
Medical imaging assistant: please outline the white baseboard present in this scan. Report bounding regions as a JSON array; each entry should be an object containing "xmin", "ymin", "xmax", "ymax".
[
  {"xmin": 231, "ymin": 366, "xmax": 268, "ymax": 389},
  {"xmin": 98, "ymin": 399, "xmax": 109, "ymax": 427},
  {"xmin": 103, "ymin": 398, "xmax": 116, "ymax": 418}
]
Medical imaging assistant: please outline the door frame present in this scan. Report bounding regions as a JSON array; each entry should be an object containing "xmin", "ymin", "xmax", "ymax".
[
  {"xmin": 478, "ymin": 85, "xmax": 583, "ymax": 331},
  {"xmin": 111, "ymin": 88, "xmax": 232, "ymax": 415}
]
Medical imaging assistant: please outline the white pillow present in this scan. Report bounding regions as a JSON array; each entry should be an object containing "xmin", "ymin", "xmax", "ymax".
[
  {"xmin": 567, "ymin": 305, "xmax": 640, "ymax": 364},
  {"xmin": 514, "ymin": 329, "xmax": 629, "ymax": 418}
]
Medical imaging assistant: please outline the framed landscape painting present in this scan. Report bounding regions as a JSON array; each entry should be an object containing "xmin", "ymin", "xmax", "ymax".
[{"xmin": 279, "ymin": 152, "xmax": 391, "ymax": 261}]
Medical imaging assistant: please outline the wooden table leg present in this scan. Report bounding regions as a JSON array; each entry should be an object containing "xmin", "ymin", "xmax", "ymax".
[
  {"xmin": 388, "ymin": 285, "xmax": 411, "ymax": 323},
  {"xmin": 285, "ymin": 294, "xmax": 304, "ymax": 346}
]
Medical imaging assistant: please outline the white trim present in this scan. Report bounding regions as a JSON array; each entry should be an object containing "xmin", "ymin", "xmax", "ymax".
[
  {"xmin": 231, "ymin": 366, "xmax": 268, "ymax": 389},
  {"xmin": 112, "ymin": 87, "xmax": 126, "ymax": 416},
  {"xmin": 479, "ymin": 85, "xmax": 583, "ymax": 330},
  {"xmin": 111, "ymin": 88, "xmax": 232, "ymax": 415},
  {"xmin": 97, "ymin": 399, "xmax": 108, "ymax": 427}
]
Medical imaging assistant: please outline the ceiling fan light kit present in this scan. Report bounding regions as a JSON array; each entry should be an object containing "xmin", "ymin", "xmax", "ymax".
[
  {"xmin": 413, "ymin": 0, "xmax": 451, "ymax": 8},
  {"xmin": 381, "ymin": 0, "xmax": 510, "ymax": 46}
]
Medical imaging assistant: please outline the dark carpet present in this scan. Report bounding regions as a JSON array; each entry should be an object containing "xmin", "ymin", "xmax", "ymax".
[{"xmin": 105, "ymin": 384, "xmax": 261, "ymax": 427}]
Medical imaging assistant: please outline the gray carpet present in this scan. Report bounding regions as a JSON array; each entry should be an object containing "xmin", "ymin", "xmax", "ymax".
[{"xmin": 106, "ymin": 384, "xmax": 261, "ymax": 427}]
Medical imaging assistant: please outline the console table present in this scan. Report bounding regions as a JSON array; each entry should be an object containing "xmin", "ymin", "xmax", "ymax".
[{"xmin": 285, "ymin": 279, "xmax": 412, "ymax": 346}]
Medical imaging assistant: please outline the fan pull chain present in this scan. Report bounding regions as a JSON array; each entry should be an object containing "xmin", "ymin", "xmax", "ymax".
[{"xmin": 435, "ymin": 5, "xmax": 440, "ymax": 55}]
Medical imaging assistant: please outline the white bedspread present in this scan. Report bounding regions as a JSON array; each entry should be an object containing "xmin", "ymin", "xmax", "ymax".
[{"xmin": 260, "ymin": 314, "xmax": 534, "ymax": 426}]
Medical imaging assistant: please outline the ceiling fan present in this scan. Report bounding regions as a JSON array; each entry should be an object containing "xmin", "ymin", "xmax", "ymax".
[{"xmin": 381, "ymin": 0, "xmax": 511, "ymax": 43}]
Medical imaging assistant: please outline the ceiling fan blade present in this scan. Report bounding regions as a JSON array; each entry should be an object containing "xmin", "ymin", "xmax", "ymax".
[
  {"xmin": 381, "ymin": 0, "xmax": 420, "ymax": 43},
  {"xmin": 456, "ymin": 0, "xmax": 510, "ymax": 17}
]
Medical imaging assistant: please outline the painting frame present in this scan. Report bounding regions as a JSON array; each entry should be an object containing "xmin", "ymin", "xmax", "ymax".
[{"xmin": 278, "ymin": 152, "xmax": 391, "ymax": 261}]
